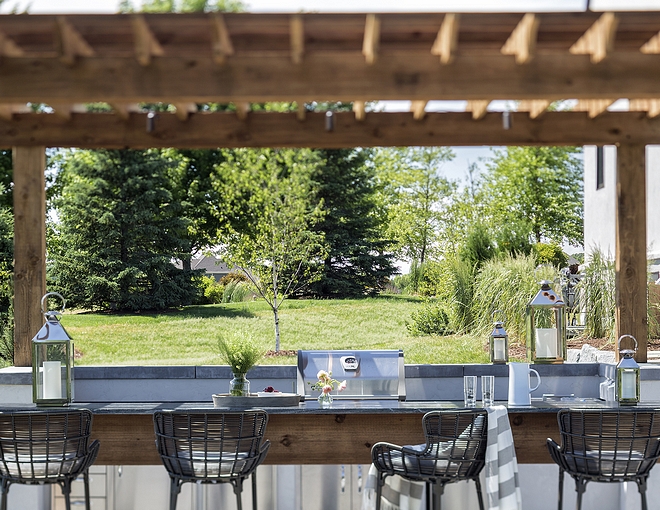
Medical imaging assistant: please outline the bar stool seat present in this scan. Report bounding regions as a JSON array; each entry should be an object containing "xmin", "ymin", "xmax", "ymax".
[
  {"xmin": 0, "ymin": 409, "xmax": 100, "ymax": 510},
  {"xmin": 371, "ymin": 410, "xmax": 487, "ymax": 510},
  {"xmin": 153, "ymin": 410, "xmax": 270, "ymax": 510},
  {"xmin": 547, "ymin": 409, "xmax": 660, "ymax": 510}
]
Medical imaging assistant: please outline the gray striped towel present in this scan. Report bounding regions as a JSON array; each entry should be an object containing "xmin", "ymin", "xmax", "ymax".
[
  {"xmin": 485, "ymin": 406, "xmax": 522, "ymax": 510},
  {"xmin": 362, "ymin": 463, "xmax": 424, "ymax": 510}
]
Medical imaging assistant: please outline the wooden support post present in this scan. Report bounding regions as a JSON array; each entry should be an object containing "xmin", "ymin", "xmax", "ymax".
[
  {"xmin": 615, "ymin": 143, "xmax": 647, "ymax": 362},
  {"xmin": 12, "ymin": 147, "xmax": 46, "ymax": 367}
]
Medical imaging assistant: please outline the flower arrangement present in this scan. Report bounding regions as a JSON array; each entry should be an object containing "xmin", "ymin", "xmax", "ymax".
[{"xmin": 309, "ymin": 370, "xmax": 347, "ymax": 395}]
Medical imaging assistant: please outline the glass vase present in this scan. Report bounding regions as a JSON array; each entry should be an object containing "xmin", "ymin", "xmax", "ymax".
[
  {"xmin": 318, "ymin": 392, "xmax": 333, "ymax": 407},
  {"xmin": 229, "ymin": 373, "xmax": 250, "ymax": 396}
]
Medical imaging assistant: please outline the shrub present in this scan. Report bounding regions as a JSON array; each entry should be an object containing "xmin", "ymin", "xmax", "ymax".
[
  {"xmin": 533, "ymin": 242, "xmax": 568, "ymax": 268},
  {"xmin": 222, "ymin": 280, "xmax": 253, "ymax": 303},
  {"xmin": 406, "ymin": 301, "xmax": 453, "ymax": 336},
  {"xmin": 0, "ymin": 307, "xmax": 12, "ymax": 368},
  {"xmin": 199, "ymin": 276, "xmax": 225, "ymax": 304},
  {"xmin": 472, "ymin": 253, "xmax": 557, "ymax": 342}
]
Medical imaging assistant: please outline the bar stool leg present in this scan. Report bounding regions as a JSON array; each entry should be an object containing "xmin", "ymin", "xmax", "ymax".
[
  {"xmin": 169, "ymin": 477, "xmax": 181, "ymax": 510},
  {"xmin": 62, "ymin": 479, "xmax": 72, "ymax": 510},
  {"xmin": 638, "ymin": 478, "xmax": 648, "ymax": 510},
  {"xmin": 574, "ymin": 478, "xmax": 587, "ymax": 510},
  {"xmin": 557, "ymin": 468, "xmax": 564, "ymax": 510},
  {"xmin": 375, "ymin": 475, "xmax": 386, "ymax": 510},
  {"xmin": 0, "ymin": 479, "xmax": 9, "ymax": 510},
  {"xmin": 84, "ymin": 472, "xmax": 91, "ymax": 510},
  {"xmin": 252, "ymin": 472, "xmax": 258, "ymax": 510},
  {"xmin": 474, "ymin": 477, "xmax": 485, "ymax": 510}
]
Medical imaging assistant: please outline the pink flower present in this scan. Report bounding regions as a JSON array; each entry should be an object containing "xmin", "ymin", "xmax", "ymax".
[
  {"xmin": 322, "ymin": 384, "xmax": 333, "ymax": 394},
  {"xmin": 338, "ymin": 380, "xmax": 347, "ymax": 392}
]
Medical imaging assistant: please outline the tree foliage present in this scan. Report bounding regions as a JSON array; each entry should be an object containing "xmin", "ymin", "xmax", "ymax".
[
  {"xmin": 482, "ymin": 146, "xmax": 583, "ymax": 248},
  {"xmin": 0, "ymin": 183, "xmax": 13, "ymax": 366},
  {"xmin": 50, "ymin": 149, "xmax": 198, "ymax": 311},
  {"xmin": 306, "ymin": 149, "xmax": 397, "ymax": 298},
  {"xmin": 213, "ymin": 148, "xmax": 326, "ymax": 351},
  {"xmin": 376, "ymin": 147, "xmax": 456, "ymax": 265}
]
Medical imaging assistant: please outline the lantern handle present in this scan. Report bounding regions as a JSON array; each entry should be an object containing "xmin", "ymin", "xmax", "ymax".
[
  {"xmin": 492, "ymin": 310, "xmax": 506, "ymax": 324},
  {"xmin": 617, "ymin": 334, "xmax": 638, "ymax": 352},
  {"xmin": 41, "ymin": 292, "xmax": 66, "ymax": 315}
]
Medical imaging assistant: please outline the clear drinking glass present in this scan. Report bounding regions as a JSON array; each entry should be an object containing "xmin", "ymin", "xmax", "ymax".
[
  {"xmin": 464, "ymin": 376, "xmax": 477, "ymax": 407},
  {"xmin": 482, "ymin": 375, "xmax": 495, "ymax": 407}
]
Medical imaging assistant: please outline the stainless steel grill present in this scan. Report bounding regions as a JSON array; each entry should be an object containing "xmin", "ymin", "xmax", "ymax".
[{"xmin": 297, "ymin": 350, "xmax": 406, "ymax": 401}]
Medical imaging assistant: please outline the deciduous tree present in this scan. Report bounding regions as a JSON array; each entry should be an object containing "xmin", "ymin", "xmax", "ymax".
[{"xmin": 213, "ymin": 149, "xmax": 326, "ymax": 351}]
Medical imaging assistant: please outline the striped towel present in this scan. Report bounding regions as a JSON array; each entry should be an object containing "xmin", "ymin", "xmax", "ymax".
[
  {"xmin": 362, "ymin": 463, "xmax": 424, "ymax": 510},
  {"xmin": 485, "ymin": 406, "xmax": 522, "ymax": 510}
]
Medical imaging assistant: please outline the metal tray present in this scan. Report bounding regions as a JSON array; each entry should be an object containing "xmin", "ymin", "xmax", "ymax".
[{"xmin": 212, "ymin": 393, "xmax": 301, "ymax": 408}]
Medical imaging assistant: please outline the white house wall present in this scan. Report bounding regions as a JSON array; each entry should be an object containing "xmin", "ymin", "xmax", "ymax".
[{"xmin": 583, "ymin": 145, "xmax": 660, "ymax": 261}]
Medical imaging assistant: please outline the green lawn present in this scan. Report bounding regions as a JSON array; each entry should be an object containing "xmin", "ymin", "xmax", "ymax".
[{"xmin": 61, "ymin": 296, "xmax": 492, "ymax": 366}]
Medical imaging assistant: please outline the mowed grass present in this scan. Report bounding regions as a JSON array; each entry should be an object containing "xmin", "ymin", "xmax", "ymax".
[{"xmin": 62, "ymin": 296, "xmax": 491, "ymax": 366}]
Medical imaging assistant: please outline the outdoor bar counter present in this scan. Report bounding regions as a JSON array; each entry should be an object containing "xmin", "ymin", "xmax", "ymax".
[
  {"xmin": 4, "ymin": 361, "xmax": 660, "ymax": 466},
  {"xmin": 1, "ymin": 399, "xmax": 655, "ymax": 466}
]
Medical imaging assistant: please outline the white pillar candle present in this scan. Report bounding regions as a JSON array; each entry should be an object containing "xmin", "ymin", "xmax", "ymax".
[
  {"xmin": 621, "ymin": 370, "xmax": 637, "ymax": 400},
  {"xmin": 494, "ymin": 337, "xmax": 506, "ymax": 361},
  {"xmin": 43, "ymin": 361, "xmax": 62, "ymax": 399},
  {"xmin": 535, "ymin": 328, "xmax": 558, "ymax": 358}
]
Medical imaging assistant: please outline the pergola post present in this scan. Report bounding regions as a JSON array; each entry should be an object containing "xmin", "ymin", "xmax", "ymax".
[
  {"xmin": 12, "ymin": 146, "xmax": 46, "ymax": 367},
  {"xmin": 615, "ymin": 143, "xmax": 647, "ymax": 362}
]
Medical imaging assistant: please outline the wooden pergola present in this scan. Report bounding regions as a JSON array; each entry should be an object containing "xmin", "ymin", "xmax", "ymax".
[{"xmin": 1, "ymin": 11, "xmax": 658, "ymax": 365}]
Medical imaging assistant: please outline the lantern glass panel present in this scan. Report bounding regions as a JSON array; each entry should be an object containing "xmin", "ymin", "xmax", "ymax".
[
  {"xmin": 526, "ymin": 305, "xmax": 567, "ymax": 363},
  {"xmin": 33, "ymin": 340, "xmax": 72, "ymax": 406}
]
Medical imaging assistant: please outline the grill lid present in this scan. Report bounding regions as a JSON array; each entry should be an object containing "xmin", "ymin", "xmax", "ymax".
[{"xmin": 297, "ymin": 350, "xmax": 405, "ymax": 401}]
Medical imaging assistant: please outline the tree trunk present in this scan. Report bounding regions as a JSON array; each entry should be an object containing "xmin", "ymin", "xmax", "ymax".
[{"xmin": 273, "ymin": 305, "xmax": 280, "ymax": 352}]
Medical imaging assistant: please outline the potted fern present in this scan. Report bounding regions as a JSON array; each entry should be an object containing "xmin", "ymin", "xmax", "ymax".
[{"xmin": 218, "ymin": 332, "xmax": 263, "ymax": 396}]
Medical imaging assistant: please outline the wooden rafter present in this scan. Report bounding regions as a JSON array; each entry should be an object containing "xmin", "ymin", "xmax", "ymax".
[
  {"xmin": 569, "ymin": 12, "xmax": 618, "ymax": 63},
  {"xmin": 629, "ymin": 99, "xmax": 660, "ymax": 118},
  {"xmin": 290, "ymin": 15, "xmax": 304, "ymax": 65},
  {"xmin": 56, "ymin": 16, "xmax": 95, "ymax": 66},
  {"xmin": 501, "ymin": 13, "xmax": 539, "ymax": 64},
  {"xmin": 132, "ymin": 14, "xmax": 165, "ymax": 66},
  {"xmin": 575, "ymin": 99, "xmax": 615, "ymax": 118},
  {"xmin": 173, "ymin": 102, "xmax": 197, "ymax": 121},
  {"xmin": 362, "ymin": 14, "xmax": 380, "ymax": 65},
  {"xmin": 431, "ymin": 13, "xmax": 459, "ymax": 64},
  {"xmin": 235, "ymin": 102, "xmax": 250, "ymax": 121},
  {"xmin": 353, "ymin": 101, "xmax": 366, "ymax": 121},
  {"xmin": 466, "ymin": 100, "xmax": 490, "ymax": 120},
  {"xmin": 0, "ymin": 29, "xmax": 24, "ymax": 57},
  {"xmin": 211, "ymin": 13, "xmax": 234, "ymax": 65},
  {"xmin": 641, "ymin": 31, "xmax": 660, "ymax": 54},
  {"xmin": 518, "ymin": 100, "xmax": 550, "ymax": 119},
  {"xmin": 48, "ymin": 103, "xmax": 74, "ymax": 121},
  {"xmin": 0, "ymin": 105, "xmax": 13, "ymax": 121},
  {"xmin": 109, "ymin": 102, "xmax": 140, "ymax": 121},
  {"xmin": 410, "ymin": 100, "xmax": 427, "ymax": 120},
  {"xmin": 296, "ymin": 101, "xmax": 306, "ymax": 121}
]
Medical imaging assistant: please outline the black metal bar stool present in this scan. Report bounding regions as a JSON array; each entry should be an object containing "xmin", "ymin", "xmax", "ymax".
[
  {"xmin": 153, "ymin": 410, "xmax": 270, "ymax": 510},
  {"xmin": 0, "ymin": 409, "xmax": 100, "ymax": 510},
  {"xmin": 371, "ymin": 409, "xmax": 488, "ymax": 510},
  {"xmin": 547, "ymin": 409, "xmax": 660, "ymax": 510}
]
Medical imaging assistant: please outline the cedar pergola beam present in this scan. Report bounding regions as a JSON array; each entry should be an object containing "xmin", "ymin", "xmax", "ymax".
[
  {"xmin": 3, "ymin": 54, "xmax": 660, "ymax": 104},
  {"xmin": 2, "ymin": 111, "xmax": 660, "ymax": 148}
]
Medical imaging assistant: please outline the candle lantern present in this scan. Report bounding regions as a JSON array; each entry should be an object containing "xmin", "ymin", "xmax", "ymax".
[
  {"xmin": 525, "ymin": 280, "xmax": 566, "ymax": 364},
  {"xmin": 32, "ymin": 292, "xmax": 73, "ymax": 407},
  {"xmin": 616, "ymin": 335, "xmax": 640, "ymax": 405},
  {"xmin": 489, "ymin": 311, "xmax": 509, "ymax": 364}
]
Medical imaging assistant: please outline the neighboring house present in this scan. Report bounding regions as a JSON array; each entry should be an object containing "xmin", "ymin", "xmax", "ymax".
[
  {"xmin": 583, "ymin": 145, "xmax": 660, "ymax": 279},
  {"xmin": 175, "ymin": 256, "xmax": 232, "ymax": 281}
]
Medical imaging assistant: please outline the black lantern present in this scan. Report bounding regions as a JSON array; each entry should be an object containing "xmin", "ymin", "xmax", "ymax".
[
  {"xmin": 616, "ymin": 335, "xmax": 640, "ymax": 405},
  {"xmin": 489, "ymin": 311, "xmax": 509, "ymax": 364},
  {"xmin": 525, "ymin": 280, "xmax": 566, "ymax": 364},
  {"xmin": 32, "ymin": 293, "xmax": 73, "ymax": 407}
]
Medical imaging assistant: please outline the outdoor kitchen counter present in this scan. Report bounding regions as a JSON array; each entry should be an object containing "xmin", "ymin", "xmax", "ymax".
[{"xmin": 2, "ymin": 399, "xmax": 657, "ymax": 466}]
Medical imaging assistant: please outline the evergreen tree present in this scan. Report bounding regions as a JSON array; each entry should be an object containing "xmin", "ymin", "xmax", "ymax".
[
  {"xmin": 307, "ymin": 149, "xmax": 397, "ymax": 297},
  {"xmin": 50, "ymin": 149, "xmax": 197, "ymax": 311}
]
